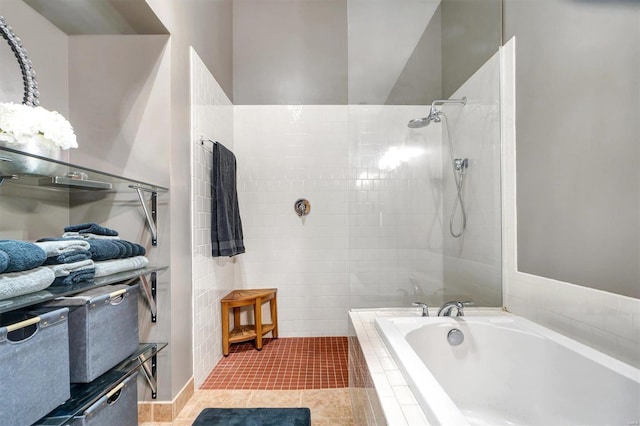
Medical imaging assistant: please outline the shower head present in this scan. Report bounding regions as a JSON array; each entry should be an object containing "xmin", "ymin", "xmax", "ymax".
[
  {"xmin": 408, "ymin": 108, "xmax": 441, "ymax": 128},
  {"xmin": 407, "ymin": 96, "xmax": 467, "ymax": 128}
]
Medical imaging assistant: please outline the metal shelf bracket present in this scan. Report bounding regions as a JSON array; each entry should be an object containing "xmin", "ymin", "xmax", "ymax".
[
  {"xmin": 130, "ymin": 185, "xmax": 158, "ymax": 246},
  {"xmin": 139, "ymin": 272, "xmax": 157, "ymax": 323},
  {"xmin": 0, "ymin": 174, "xmax": 18, "ymax": 187},
  {"xmin": 138, "ymin": 350, "xmax": 158, "ymax": 399}
]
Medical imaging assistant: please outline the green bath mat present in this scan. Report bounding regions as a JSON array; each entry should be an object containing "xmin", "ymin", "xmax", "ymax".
[{"xmin": 192, "ymin": 407, "xmax": 311, "ymax": 426}]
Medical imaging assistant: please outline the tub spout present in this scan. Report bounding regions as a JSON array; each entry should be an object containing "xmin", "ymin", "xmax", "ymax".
[
  {"xmin": 412, "ymin": 301, "xmax": 429, "ymax": 317},
  {"xmin": 437, "ymin": 301, "xmax": 471, "ymax": 317}
]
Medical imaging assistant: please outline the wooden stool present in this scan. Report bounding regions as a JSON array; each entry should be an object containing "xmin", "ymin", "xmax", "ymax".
[{"xmin": 221, "ymin": 288, "xmax": 278, "ymax": 356}]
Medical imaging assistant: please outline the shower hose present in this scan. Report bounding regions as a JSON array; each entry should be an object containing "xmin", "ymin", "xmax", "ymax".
[{"xmin": 441, "ymin": 112, "xmax": 467, "ymax": 238}]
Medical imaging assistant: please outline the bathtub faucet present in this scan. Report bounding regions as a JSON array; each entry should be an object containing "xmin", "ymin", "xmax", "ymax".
[
  {"xmin": 437, "ymin": 301, "xmax": 470, "ymax": 317},
  {"xmin": 412, "ymin": 301, "xmax": 429, "ymax": 317}
]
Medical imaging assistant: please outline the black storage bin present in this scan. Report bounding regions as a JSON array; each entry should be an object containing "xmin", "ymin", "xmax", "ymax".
[
  {"xmin": 70, "ymin": 372, "xmax": 138, "ymax": 426},
  {"xmin": 44, "ymin": 283, "xmax": 139, "ymax": 383},
  {"xmin": 0, "ymin": 308, "xmax": 71, "ymax": 426}
]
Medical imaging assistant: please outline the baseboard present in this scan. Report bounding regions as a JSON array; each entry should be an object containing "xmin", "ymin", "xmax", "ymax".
[{"xmin": 138, "ymin": 376, "xmax": 195, "ymax": 422}]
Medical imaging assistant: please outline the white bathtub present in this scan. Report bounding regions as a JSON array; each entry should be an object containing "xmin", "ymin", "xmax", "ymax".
[{"xmin": 375, "ymin": 314, "xmax": 640, "ymax": 426}]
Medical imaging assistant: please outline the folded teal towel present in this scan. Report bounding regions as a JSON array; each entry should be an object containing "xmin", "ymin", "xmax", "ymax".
[
  {"xmin": 0, "ymin": 249, "xmax": 8, "ymax": 273},
  {"xmin": 51, "ymin": 268, "xmax": 95, "ymax": 286},
  {"xmin": 111, "ymin": 240, "xmax": 128, "ymax": 258},
  {"xmin": 44, "ymin": 249, "xmax": 91, "ymax": 265},
  {"xmin": 64, "ymin": 222, "xmax": 119, "ymax": 236},
  {"xmin": 38, "ymin": 238, "xmax": 121, "ymax": 261},
  {"xmin": 46, "ymin": 259, "xmax": 95, "ymax": 277},
  {"xmin": 0, "ymin": 240, "xmax": 47, "ymax": 273},
  {"xmin": 48, "ymin": 259, "xmax": 96, "ymax": 286},
  {"xmin": 0, "ymin": 267, "xmax": 56, "ymax": 300},
  {"xmin": 86, "ymin": 240, "xmax": 121, "ymax": 261},
  {"xmin": 119, "ymin": 241, "xmax": 136, "ymax": 258},
  {"xmin": 48, "ymin": 259, "xmax": 96, "ymax": 285},
  {"xmin": 134, "ymin": 243, "xmax": 146, "ymax": 257}
]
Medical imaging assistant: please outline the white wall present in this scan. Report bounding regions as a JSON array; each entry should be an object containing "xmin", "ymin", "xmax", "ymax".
[
  {"xmin": 190, "ymin": 48, "xmax": 237, "ymax": 387},
  {"xmin": 501, "ymin": 38, "xmax": 640, "ymax": 368}
]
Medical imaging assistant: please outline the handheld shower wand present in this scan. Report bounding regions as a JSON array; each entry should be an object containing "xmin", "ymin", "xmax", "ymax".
[{"xmin": 408, "ymin": 96, "xmax": 469, "ymax": 238}]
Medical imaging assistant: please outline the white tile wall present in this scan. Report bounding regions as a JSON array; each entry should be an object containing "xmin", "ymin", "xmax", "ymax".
[
  {"xmin": 190, "ymin": 48, "xmax": 238, "ymax": 387},
  {"xmin": 234, "ymin": 105, "xmax": 446, "ymax": 336},
  {"xmin": 442, "ymin": 49, "xmax": 502, "ymax": 307},
  {"xmin": 234, "ymin": 106, "xmax": 351, "ymax": 336},
  {"xmin": 348, "ymin": 106, "xmax": 444, "ymax": 308},
  {"xmin": 501, "ymin": 38, "xmax": 640, "ymax": 368}
]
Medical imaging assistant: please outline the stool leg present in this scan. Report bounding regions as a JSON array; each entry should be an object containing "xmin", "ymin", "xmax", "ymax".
[
  {"xmin": 270, "ymin": 296, "xmax": 278, "ymax": 338},
  {"xmin": 233, "ymin": 307, "xmax": 241, "ymax": 330},
  {"xmin": 255, "ymin": 297, "xmax": 263, "ymax": 351},
  {"xmin": 222, "ymin": 302, "xmax": 230, "ymax": 356}
]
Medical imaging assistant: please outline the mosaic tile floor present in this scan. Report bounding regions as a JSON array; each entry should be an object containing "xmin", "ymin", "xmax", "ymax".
[{"xmin": 201, "ymin": 337, "xmax": 349, "ymax": 390}]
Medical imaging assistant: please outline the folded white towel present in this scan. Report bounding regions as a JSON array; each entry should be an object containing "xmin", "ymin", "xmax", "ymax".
[
  {"xmin": 46, "ymin": 259, "xmax": 95, "ymax": 278},
  {"xmin": 34, "ymin": 240, "xmax": 91, "ymax": 257},
  {"xmin": 0, "ymin": 267, "xmax": 56, "ymax": 300},
  {"xmin": 94, "ymin": 256, "xmax": 149, "ymax": 278},
  {"xmin": 62, "ymin": 232, "xmax": 121, "ymax": 240}
]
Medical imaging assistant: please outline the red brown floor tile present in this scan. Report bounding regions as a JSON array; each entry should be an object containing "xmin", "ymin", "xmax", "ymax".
[{"xmin": 201, "ymin": 337, "xmax": 348, "ymax": 390}]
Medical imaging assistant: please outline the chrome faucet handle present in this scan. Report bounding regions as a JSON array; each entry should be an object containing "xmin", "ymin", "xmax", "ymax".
[
  {"xmin": 437, "ymin": 300, "xmax": 470, "ymax": 317},
  {"xmin": 457, "ymin": 301, "xmax": 474, "ymax": 316},
  {"xmin": 412, "ymin": 301, "xmax": 429, "ymax": 317}
]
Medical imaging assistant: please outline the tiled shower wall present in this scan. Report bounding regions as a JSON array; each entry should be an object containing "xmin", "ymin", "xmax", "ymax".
[
  {"xmin": 197, "ymin": 60, "xmax": 502, "ymax": 339},
  {"xmin": 348, "ymin": 106, "xmax": 444, "ymax": 308},
  {"xmin": 190, "ymin": 48, "xmax": 238, "ymax": 387},
  {"xmin": 234, "ymin": 106, "xmax": 351, "ymax": 336},
  {"xmin": 234, "ymin": 105, "xmax": 444, "ymax": 336},
  {"xmin": 442, "ymin": 49, "xmax": 502, "ymax": 307}
]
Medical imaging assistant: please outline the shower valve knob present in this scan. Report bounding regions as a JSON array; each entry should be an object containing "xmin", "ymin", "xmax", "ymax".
[{"xmin": 454, "ymin": 158, "xmax": 469, "ymax": 172}]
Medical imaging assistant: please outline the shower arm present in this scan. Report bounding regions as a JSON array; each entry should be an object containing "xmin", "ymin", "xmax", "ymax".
[{"xmin": 431, "ymin": 97, "xmax": 467, "ymax": 110}]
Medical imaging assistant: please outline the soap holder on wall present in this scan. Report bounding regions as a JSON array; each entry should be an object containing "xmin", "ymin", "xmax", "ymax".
[{"xmin": 294, "ymin": 198, "xmax": 310, "ymax": 217}]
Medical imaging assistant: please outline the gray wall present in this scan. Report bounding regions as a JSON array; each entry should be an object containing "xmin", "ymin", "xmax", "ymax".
[
  {"xmin": 67, "ymin": 34, "xmax": 173, "ymax": 400},
  {"xmin": 384, "ymin": 5, "xmax": 442, "ymax": 105},
  {"xmin": 0, "ymin": 1, "xmax": 68, "ymax": 115},
  {"xmin": 504, "ymin": 0, "xmax": 640, "ymax": 298},
  {"xmin": 233, "ymin": 0, "xmax": 347, "ymax": 105},
  {"xmin": 147, "ymin": 0, "xmax": 233, "ymax": 399},
  {"xmin": 233, "ymin": 0, "xmax": 501, "ymax": 106},
  {"xmin": 0, "ymin": 1, "xmax": 70, "ymax": 240},
  {"xmin": 441, "ymin": 0, "xmax": 501, "ymax": 99},
  {"xmin": 0, "ymin": 0, "xmax": 234, "ymax": 402}
]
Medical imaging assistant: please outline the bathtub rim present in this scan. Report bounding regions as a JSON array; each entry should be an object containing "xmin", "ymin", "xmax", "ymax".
[
  {"xmin": 375, "ymin": 316, "xmax": 470, "ymax": 426},
  {"xmin": 375, "ymin": 312, "xmax": 640, "ymax": 426},
  {"xmin": 377, "ymin": 313, "xmax": 640, "ymax": 384}
]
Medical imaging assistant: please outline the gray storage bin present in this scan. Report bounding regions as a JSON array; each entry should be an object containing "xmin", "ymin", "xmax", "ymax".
[
  {"xmin": 71, "ymin": 372, "xmax": 138, "ymax": 426},
  {"xmin": 0, "ymin": 308, "xmax": 71, "ymax": 426},
  {"xmin": 44, "ymin": 284, "xmax": 139, "ymax": 383}
]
